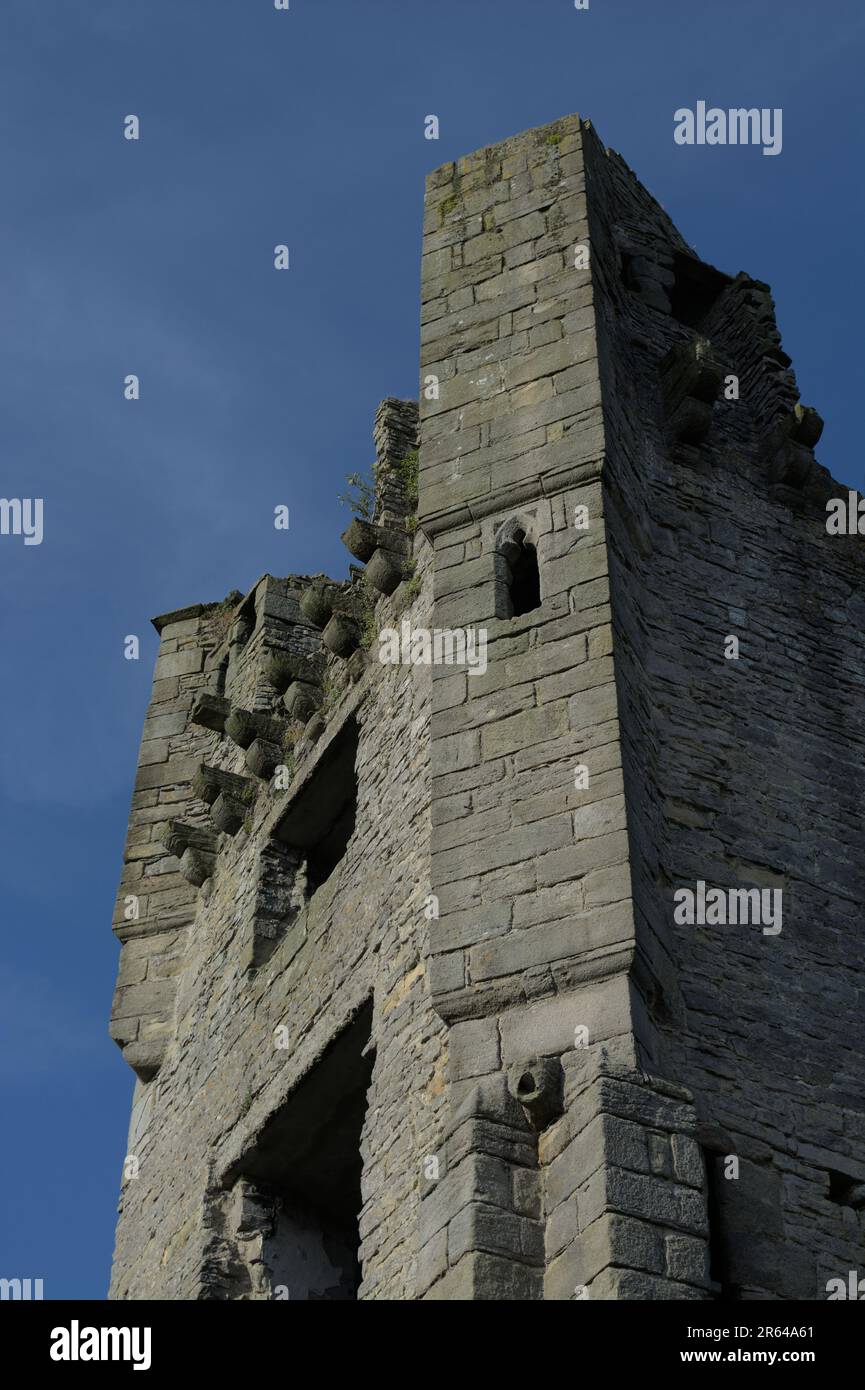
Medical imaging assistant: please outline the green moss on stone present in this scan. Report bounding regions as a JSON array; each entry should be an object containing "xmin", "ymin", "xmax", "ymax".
[{"xmin": 440, "ymin": 193, "xmax": 460, "ymax": 222}]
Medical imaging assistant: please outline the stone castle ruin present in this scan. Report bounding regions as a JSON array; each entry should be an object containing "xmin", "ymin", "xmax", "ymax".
[{"xmin": 108, "ymin": 114, "xmax": 865, "ymax": 1300}]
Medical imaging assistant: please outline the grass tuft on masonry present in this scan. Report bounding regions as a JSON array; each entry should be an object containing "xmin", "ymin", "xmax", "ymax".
[{"xmin": 398, "ymin": 449, "xmax": 419, "ymax": 505}]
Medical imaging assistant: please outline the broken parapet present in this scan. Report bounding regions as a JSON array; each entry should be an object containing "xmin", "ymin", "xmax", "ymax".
[
  {"xmin": 339, "ymin": 399, "xmax": 418, "ymax": 601},
  {"xmin": 109, "ymin": 399, "xmax": 420, "ymax": 1080}
]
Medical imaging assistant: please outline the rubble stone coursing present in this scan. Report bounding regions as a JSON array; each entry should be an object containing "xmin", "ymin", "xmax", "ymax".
[{"xmin": 108, "ymin": 113, "xmax": 864, "ymax": 1299}]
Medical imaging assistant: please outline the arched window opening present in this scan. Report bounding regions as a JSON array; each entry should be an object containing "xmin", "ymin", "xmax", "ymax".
[
  {"xmin": 508, "ymin": 530, "xmax": 541, "ymax": 616},
  {"xmin": 495, "ymin": 520, "xmax": 542, "ymax": 620}
]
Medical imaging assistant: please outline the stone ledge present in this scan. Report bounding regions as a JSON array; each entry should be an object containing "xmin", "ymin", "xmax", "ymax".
[{"xmin": 151, "ymin": 602, "xmax": 210, "ymax": 634}]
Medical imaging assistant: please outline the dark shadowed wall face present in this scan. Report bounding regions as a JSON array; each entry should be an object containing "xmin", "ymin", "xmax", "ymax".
[{"xmin": 582, "ymin": 127, "xmax": 865, "ymax": 1300}]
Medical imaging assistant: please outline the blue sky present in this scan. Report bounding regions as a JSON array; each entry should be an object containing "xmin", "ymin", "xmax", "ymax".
[{"xmin": 1, "ymin": 0, "xmax": 862, "ymax": 1299}]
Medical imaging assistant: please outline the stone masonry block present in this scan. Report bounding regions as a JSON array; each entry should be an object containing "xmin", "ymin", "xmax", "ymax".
[
  {"xmin": 671, "ymin": 1133, "xmax": 705, "ymax": 1188},
  {"xmin": 588, "ymin": 1268, "xmax": 706, "ymax": 1302},
  {"xmin": 471, "ymin": 901, "xmax": 634, "ymax": 984},
  {"xmin": 418, "ymin": 1154, "xmax": 512, "ymax": 1244},
  {"xmin": 446, "ymin": 1118, "xmax": 535, "ymax": 1171},
  {"xmin": 580, "ymin": 1165, "xmax": 708, "ymax": 1236},
  {"xmin": 424, "ymin": 1251, "xmax": 542, "ymax": 1301},
  {"xmin": 154, "ymin": 649, "xmax": 204, "ymax": 681},
  {"xmin": 448, "ymin": 1202, "xmax": 544, "ymax": 1267},
  {"xmin": 448, "ymin": 1017, "xmax": 501, "ymax": 1082},
  {"xmin": 501, "ymin": 975, "xmax": 636, "ymax": 1065},
  {"xmin": 545, "ymin": 1213, "xmax": 666, "ymax": 1298},
  {"xmin": 665, "ymin": 1233, "xmax": 710, "ymax": 1288},
  {"xmin": 429, "ymin": 951, "xmax": 466, "ymax": 997}
]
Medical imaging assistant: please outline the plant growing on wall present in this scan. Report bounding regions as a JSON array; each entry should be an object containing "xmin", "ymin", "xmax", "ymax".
[
  {"xmin": 356, "ymin": 576, "xmax": 379, "ymax": 649},
  {"xmin": 338, "ymin": 469, "xmax": 376, "ymax": 519},
  {"xmin": 207, "ymin": 590, "xmax": 242, "ymax": 647},
  {"xmin": 399, "ymin": 449, "xmax": 419, "ymax": 506}
]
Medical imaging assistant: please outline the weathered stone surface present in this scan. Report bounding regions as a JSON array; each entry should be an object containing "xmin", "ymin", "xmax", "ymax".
[
  {"xmin": 364, "ymin": 547, "xmax": 404, "ymax": 595},
  {"xmin": 190, "ymin": 691, "xmax": 230, "ymax": 733},
  {"xmin": 211, "ymin": 791, "xmax": 248, "ymax": 836},
  {"xmin": 178, "ymin": 846, "xmax": 214, "ymax": 887},
  {"xmin": 299, "ymin": 584, "xmax": 335, "ymax": 628},
  {"xmin": 107, "ymin": 113, "xmax": 865, "ymax": 1307},
  {"xmin": 341, "ymin": 517, "xmax": 380, "ymax": 563},
  {"xmin": 224, "ymin": 708, "xmax": 282, "ymax": 750},
  {"xmin": 159, "ymin": 820, "xmax": 218, "ymax": 860},
  {"xmin": 245, "ymin": 737, "xmax": 282, "ymax": 781},
  {"xmin": 283, "ymin": 680, "xmax": 322, "ymax": 720},
  {"xmin": 154, "ymin": 648, "xmax": 204, "ymax": 681},
  {"xmin": 263, "ymin": 648, "xmax": 322, "ymax": 693},
  {"xmin": 192, "ymin": 764, "xmax": 253, "ymax": 806},
  {"xmin": 321, "ymin": 612, "xmax": 361, "ymax": 657},
  {"xmin": 342, "ymin": 517, "xmax": 410, "ymax": 564}
]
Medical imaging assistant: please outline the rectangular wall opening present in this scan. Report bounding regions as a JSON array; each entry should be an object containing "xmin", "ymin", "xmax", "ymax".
[
  {"xmin": 703, "ymin": 1148, "xmax": 738, "ymax": 1300},
  {"xmin": 828, "ymin": 1167, "xmax": 865, "ymax": 1210},
  {"xmin": 238, "ymin": 1002, "xmax": 374, "ymax": 1300},
  {"xmin": 669, "ymin": 252, "xmax": 730, "ymax": 329},
  {"xmin": 275, "ymin": 715, "xmax": 359, "ymax": 898}
]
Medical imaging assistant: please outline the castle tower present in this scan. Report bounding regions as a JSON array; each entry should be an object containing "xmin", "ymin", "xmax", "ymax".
[{"xmin": 108, "ymin": 114, "xmax": 865, "ymax": 1300}]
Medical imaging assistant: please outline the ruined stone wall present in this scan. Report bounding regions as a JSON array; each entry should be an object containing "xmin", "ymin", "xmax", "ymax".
[
  {"xmin": 110, "ymin": 405, "xmax": 450, "ymax": 1301},
  {"xmin": 415, "ymin": 115, "xmax": 712, "ymax": 1300},
  {"xmin": 109, "ymin": 602, "xmax": 231, "ymax": 1085},
  {"xmin": 581, "ymin": 120, "xmax": 865, "ymax": 1299},
  {"xmin": 108, "ymin": 113, "xmax": 863, "ymax": 1301}
]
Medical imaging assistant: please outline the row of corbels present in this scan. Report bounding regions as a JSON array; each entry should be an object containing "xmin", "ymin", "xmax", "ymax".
[
  {"xmin": 171, "ymin": 659, "xmax": 326, "ymax": 888},
  {"xmin": 159, "ymin": 819, "xmax": 219, "ymax": 888},
  {"xmin": 259, "ymin": 630, "xmax": 367, "ymax": 753},
  {"xmin": 340, "ymin": 517, "xmax": 411, "ymax": 594},
  {"xmin": 172, "ymin": 542, "xmax": 409, "ymax": 889},
  {"xmin": 263, "ymin": 647, "xmax": 332, "ymax": 749},
  {"xmin": 159, "ymin": 762, "xmax": 259, "ymax": 888},
  {"xmin": 188, "ymin": 641, "xmax": 340, "ymax": 790},
  {"xmin": 170, "ymin": 603, "xmax": 371, "ymax": 887},
  {"xmin": 158, "ymin": 761, "xmax": 256, "ymax": 885},
  {"xmin": 298, "ymin": 579, "xmax": 365, "ymax": 659},
  {"xmin": 192, "ymin": 763, "xmax": 255, "ymax": 836},
  {"xmin": 190, "ymin": 691, "xmax": 284, "ymax": 780},
  {"xmin": 297, "ymin": 519, "xmax": 412, "ymax": 654}
]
